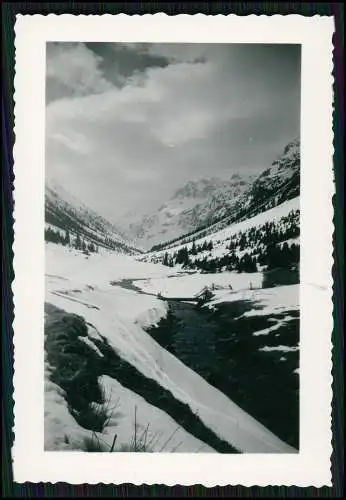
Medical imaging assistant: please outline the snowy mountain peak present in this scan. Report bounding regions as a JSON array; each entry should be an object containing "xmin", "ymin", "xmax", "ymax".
[
  {"xmin": 139, "ymin": 139, "xmax": 300, "ymax": 252},
  {"xmin": 123, "ymin": 173, "xmax": 255, "ymax": 249},
  {"xmin": 251, "ymin": 139, "xmax": 300, "ymax": 204},
  {"xmin": 172, "ymin": 177, "xmax": 228, "ymax": 200}
]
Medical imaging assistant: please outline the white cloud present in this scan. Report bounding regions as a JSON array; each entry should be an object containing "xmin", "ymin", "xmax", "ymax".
[
  {"xmin": 45, "ymin": 43, "xmax": 300, "ymax": 223},
  {"xmin": 49, "ymin": 130, "xmax": 92, "ymax": 154},
  {"xmin": 46, "ymin": 43, "xmax": 112, "ymax": 100}
]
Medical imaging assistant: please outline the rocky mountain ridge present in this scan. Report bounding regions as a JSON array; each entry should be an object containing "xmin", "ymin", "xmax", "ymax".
[{"xmin": 125, "ymin": 139, "xmax": 300, "ymax": 251}]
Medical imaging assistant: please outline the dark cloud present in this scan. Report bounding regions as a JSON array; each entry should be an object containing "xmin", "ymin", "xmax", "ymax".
[
  {"xmin": 45, "ymin": 42, "xmax": 301, "ymax": 222},
  {"xmin": 85, "ymin": 42, "xmax": 171, "ymax": 86}
]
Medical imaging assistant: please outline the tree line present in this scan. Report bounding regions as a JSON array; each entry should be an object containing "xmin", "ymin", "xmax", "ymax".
[
  {"xmin": 161, "ymin": 242, "xmax": 299, "ymax": 274},
  {"xmin": 45, "ymin": 226, "xmax": 99, "ymax": 254},
  {"xmin": 158, "ymin": 210, "xmax": 300, "ymax": 273},
  {"xmin": 226, "ymin": 210, "xmax": 299, "ymax": 252}
]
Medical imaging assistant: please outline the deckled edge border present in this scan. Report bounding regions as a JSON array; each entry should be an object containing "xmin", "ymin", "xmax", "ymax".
[{"xmin": 11, "ymin": 13, "xmax": 336, "ymax": 488}]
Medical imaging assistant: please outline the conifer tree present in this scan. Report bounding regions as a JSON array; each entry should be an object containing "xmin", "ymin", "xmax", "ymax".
[
  {"xmin": 162, "ymin": 252, "xmax": 169, "ymax": 267},
  {"xmin": 65, "ymin": 230, "xmax": 70, "ymax": 246},
  {"xmin": 75, "ymin": 233, "xmax": 82, "ymax": 250}
]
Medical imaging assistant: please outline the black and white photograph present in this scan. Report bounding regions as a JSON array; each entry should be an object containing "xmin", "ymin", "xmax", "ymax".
[
  {"xmin": 44, "ymin": 42, "xmax": 301, "ymax": 454},
  {"xmin": 12, "ymin": 13, "xmax": 334, "ymax": 487}
]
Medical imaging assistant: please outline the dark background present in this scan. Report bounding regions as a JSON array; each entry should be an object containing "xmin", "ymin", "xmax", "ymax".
[{"xmin": 2, "ymin": 2, "xmax": 344, "ymax": 498}]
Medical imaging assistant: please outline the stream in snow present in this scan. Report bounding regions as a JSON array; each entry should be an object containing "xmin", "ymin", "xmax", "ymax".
[{"xmin": 114, "ymin": 279, "xmax": 299, "ymax": 449}]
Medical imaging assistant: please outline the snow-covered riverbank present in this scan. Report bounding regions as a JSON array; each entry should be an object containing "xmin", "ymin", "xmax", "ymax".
[{"xmin": 45, "ymin": 243, "xmax": 297, "ymax": 453}]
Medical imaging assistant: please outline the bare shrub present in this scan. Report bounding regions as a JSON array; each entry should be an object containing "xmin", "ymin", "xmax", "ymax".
[{"xmin": 82, "ymin": 433, "xmax": 107, "ymax": 452}]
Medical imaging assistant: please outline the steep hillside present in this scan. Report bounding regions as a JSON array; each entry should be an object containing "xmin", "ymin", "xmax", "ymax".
[
  {"xmin": 244, "ymin": 138, "xmax": 300, "ymax": 217},
  {"xmin": 150, "ymin": 139, "xmax": 300, "ymax": 253},
  {"xmin": 45, "ymin": 180, "xmax": 139, "ymax": 255},
  {"xmin": 144, "ymin": 196, "xmax": 300, "ymax": 282}
]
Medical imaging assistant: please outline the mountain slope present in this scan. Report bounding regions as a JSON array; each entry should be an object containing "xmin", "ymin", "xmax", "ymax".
[
  {"xmin": 123, "ymin": 139, "xmax": 300, "ymax": 251},
  {"xmin": 242, "ymin": 138, "xmax": 300, "ymax": 219},
  {"xmin": 124, "ymin": 175, "xmax": 255, "ymax": 249},
  {"xmin": 149, "ymin": 138, "xmax": 300, "ymax": 252},
  {"xmin": 143, "ymin": 196, "xmax": 299, "ymax": 281},
  {"xmin": 45, "ymin": 180, "xmax": 139, "ymax": 255}
]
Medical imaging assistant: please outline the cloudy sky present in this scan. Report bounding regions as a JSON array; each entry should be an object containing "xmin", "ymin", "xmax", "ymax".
[{"xmin": 45, "ymin": 42, "xmax": 301, "ymax": 223}]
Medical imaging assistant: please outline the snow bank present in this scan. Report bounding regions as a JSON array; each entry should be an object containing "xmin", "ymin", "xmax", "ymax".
[
  {"xmin": 46, "ymin": 244, "xmax": 170, "ymax": 334},
  {"xmin": 259, "ymin": 345, "xmax": 299, "ymax": 353},
  {"xmin": 134, "ymin": 305, "xmax": 169, "ymax": 330},
  {"xmin": 99, "ymin": 376, "xmax": 215, "ymax": 453},
  {"xmin": 45, "ymin": 312, "xmax": 209, "ymax": 453},
  {"xmin": 45, "ymin": 358, "xmax": 214, "ymax": 453},
  {"xmin": 45, "ymin": 244, "xmax": 297, "ymax": 453},
  {"xmin": 253, "ymin": 315, "xmax": 296, "ymax": 336},
  {"xmin": 78, "ymin": 336, "xmax": 104, "ymax": 358},
  {"xmin": 46, "ymin": 242, "xmax": 175, "ymax": 289},
  {"xmin": 208, "ymin": 284, "xmax": 299, "ymax": 315},
  {"xmin": 46, "ymin": 291, "xmax": 296, "ymax": 453},
  {"xmin": 135, "ymin": 271, "xmax": 263, "ymax": 299},
  {"xmin": 44, "ymin": 360, "xmax": 90, "ymax": 451}
]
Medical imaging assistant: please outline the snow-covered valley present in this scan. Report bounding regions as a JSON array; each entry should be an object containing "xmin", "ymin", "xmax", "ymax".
[
  {"xmin": 43, "ymin": 137, "xmax": 300, "ymax": 455},
  {"xmin": 45, "ymin": 242, "xmax": 299, "ymax": 454}
]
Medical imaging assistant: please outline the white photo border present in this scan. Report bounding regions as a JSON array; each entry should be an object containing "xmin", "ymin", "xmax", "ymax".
[{"xmin": 12, "ymin": 14, "xmax": 334, "ymax": 486}]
